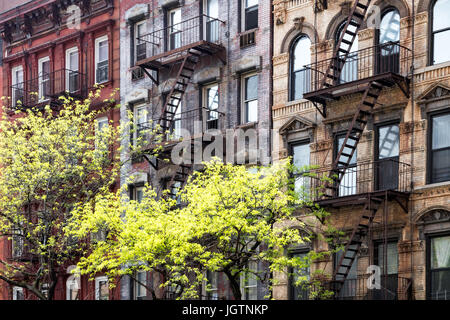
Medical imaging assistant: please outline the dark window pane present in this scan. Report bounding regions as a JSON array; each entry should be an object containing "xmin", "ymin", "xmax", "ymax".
[
  {"xmin": 432, "ymin": 149, "xmax": 450, "ymax": 182},
  {"xmin": 290, "ymin": 252, "xmax": 309, "ymax": 300},
  {"xmin": 245, "ymin": 6, "xmax": 258, "ymax": 30},
  {"xmin": 431, "ymin": 270, "xmax": 450, "ymax": 300}
]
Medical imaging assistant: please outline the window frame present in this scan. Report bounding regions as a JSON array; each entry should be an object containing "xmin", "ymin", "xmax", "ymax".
[
  {"xmin": 289, "ymin": 140, "xmax": 311, "ymax": 197},
  {"xmin": 12, "ymin": 286, "xmax": 24, "ymax": 300},
  {"xmin": 133, "ymin": 104, "xmax": 148, "ymax": 147},
  {"xmin": 289, "ymin": 35, "xmax": 311, "ymax": 101},
  {"xmin": 240, "ymin": 260, "xmax": 258, "ymax": 300},
  {"xmin": 241, "ymin": 72, "xmax": 258, "ymax": 124},
  {"xmin": 11, "ymin": 65, "xmax": 24, "ymax": 108},
  {"xmin": 167, "ymin": 7, "xmax": 182, "ymax": 51},
  {"xmin": 38, "ymin": 56, "xmax": 50, "ymax": 102},
  {"xmin": 95, "ymin": 276, "xmax": 109, "ymax": 300},
  {"xmin": 202, "ymin": 82, "xmax": 220, "ymax": 130},
  {"xmin": 241, "ymin": 0, "xmax": 258, "ymax": 32},
  {"xmin": 288, "ymin": 249, "xmax": 310, "ymax": 300},
  {"xmin": 134, "ymin": 270, "xmax": 147, "ymax": 300},
  {"xmin": 334, "ymin": 132, "xmax": 358, "ymax": 197},
  {"xmin": 65, "ymin": 47, "xmax": 79, "ymax": 93},
  {"xmin": 426, "ymin": 232, "xmax": 450, "ymax": 300},
  {"xmin": 430, "ymin": 0, "xmax": 450, "ymax": 65},
  {"xmin": 95, "ymin": 35, "xmax": 109, "ymax": 84},
  {"xmin": 427, "ymin": 109, "xmax": 450, "ymax": 184},
  {"xmin": 134, "ymin": 20, "xmax": 147, "ymax": 64}
]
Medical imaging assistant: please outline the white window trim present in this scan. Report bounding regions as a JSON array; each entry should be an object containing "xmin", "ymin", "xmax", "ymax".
[
  {"xmin": 38, "ymin": 56, "xmax": 50, "ymax": 102},
  {"xmin": 95, "ymin": 276, "xmax": 109, "ymax": 300},
  {"xmin": 95, "ymin": 35, "xmax": 109, "ymax": 84},
  {"xmin": 95, "ymin": 116, "xmax": 109, "ymax": 150},
  {"xmin": 12, "ymin": 286, "xmax": 24, "ymax": 300},
  {"xmin": 11, "ymin": 65, "xmax": 24, "ymax": 106},
  {"xmin": 134, "ymin": 270, "xmax": 147, "ymax": 300},
  {"xmin": 133, "ymin": 104, "xmax": 147, "ymax": 146},
  {"xmin": 203, "ymin": 82, "xmax": 219, "ymax": 129},
  {"xmin": 240, "ymin": 260, "xmax": 258, "ymax": 300},
  {"xmin": 241, "ymin": 72, "xmax": 258, "ymax": 124},
  {"xmin": 65, "ymin": 47, "xmax": 79, "ymax": 92}
]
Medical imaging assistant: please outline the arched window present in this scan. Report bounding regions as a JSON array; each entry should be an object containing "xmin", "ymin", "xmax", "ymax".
[
  {"xmin": 336, "ymin": 20, "xmax": 359, "ymax": 83},
  {"xmin": 377, "ymin": 8, "xmax": 400, "ymax": 74},
  {"xmin": 290, "ymin": 35, "xmax": 311, "ymax": 101},
  {"xmin": 432, "ymin": 0, "xmax": 450, "ymax": 65}
]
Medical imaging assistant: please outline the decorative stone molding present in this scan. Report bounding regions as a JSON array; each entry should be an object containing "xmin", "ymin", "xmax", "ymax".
[
  {"xmin": 273, "ymin": 53, "xmax": 289, "ymax": 66},
  {"xmin": 400, "ymin": 120, "xmax": 426, "ymax": 134},
  {"xmin": 274, "ymin": 0, "xmax": 287, "ymax": 25},
  {"xmin": 358, "ymin": 28, "xmax": 374, "ymax": 41},
  {"xmin": 293, "ymin": 16, "xmax": 305, "ymax": 32},
  {"xmin": 310, "ymin": 140, "xmax": 332, "ymax": 152},
  {"xmin": 398, "ymin": 240, "xmax": 424, "ymax": 254},
  {"xmin": 415, "ymin": 12, "xmax": 428, "ymax": 25},
  {"xmin": 279, "ymin": 115, "xmax": 316, "ymax": 136}
]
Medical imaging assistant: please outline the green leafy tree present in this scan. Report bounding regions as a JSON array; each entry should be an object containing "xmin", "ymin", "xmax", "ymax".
[{"xmin": 67, "ymin": 159, "xmax": 335, "ymax": 300}]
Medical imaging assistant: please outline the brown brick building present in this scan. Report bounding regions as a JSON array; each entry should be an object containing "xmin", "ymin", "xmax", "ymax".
[{"xmin": 272, "ymin": 0, "xmax": 450, "ymax": 300}]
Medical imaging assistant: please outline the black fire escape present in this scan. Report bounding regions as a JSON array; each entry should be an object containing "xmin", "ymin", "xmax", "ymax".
[
  {"xmin": 301, "ymin": 0, "xmax": 413, "ymax": 299},
  {"xmin": 135, "ymin": 14, "xmax": 225, "ymax": 198}
]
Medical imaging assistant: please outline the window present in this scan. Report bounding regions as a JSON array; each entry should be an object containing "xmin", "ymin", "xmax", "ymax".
[
  {"xmin": 206, "ymin": 271, "xmax": 219, "ymax": 300},
  {"xmin": 242, "ymin": 0, "xmax": 258, "ymax": 31},
  {"xmin": 373, "ymin": 241, "xmax": 399, "ymax": 299},
  {"xmin": 242, "ymin": 73, "xmax": 258, "ymax": 123},
  {"xmin": 134, "ymin": 104, "xmax": 147, "ymax": 146},
  {"xmin": 132, "ymin": 186, "xmax": 144, "ymax": 203},
  {"xmin": 11, "ymin": 224, "xmax": 24, "ymax": 259},
  {"xmin": 135, "ymin": 21, "xmax": 146, "ymax": 63},
  {"xmin": 429, "ymin": 112, "xmax": 450, "ymax": 183},
  {"xmin": 168, "ymin": 8, "xmax": 181, "ymax": 50},
  {"xmin": 377, "ymin": 9, "xmax": 400, "ymax": 74},
  {"xmin": 291, "ymin": 142, "xmax": 310, "ymax": 197},
  {"xmin": 289, "ymin": 251, "xmax": 310, "ymax": 300},
  {"xmin": 290, "ymin": 36, "xmax": 311, "ymax": 101},
  {"xmin": 376, "ymin": 123, "xmax": 400, "ymax": 190},
  {"xmin": 166, "ymin": 94, "xmax": 182, "ymax": 140},
  {"xmin": 432, "ymin": 0, "xmax": 450, "ymax": 65},
  {"xmin": 335, "ymin": 134, "xmax": 357, "ymax": 196},
  {"xmin": 240, "ymin": 260, "xmax": 258, "ymax": 300},
  {"xmin": 428, "ymin": 235, "xmax": 450, "ymax": 300},
  {"xmin": 66, "ymin": 268, "xmax": 80, "ymax": 300},
  {"xmin": 11, "ymin": 65, "xmax": 24, "ymax": 108},
  {"xmin": 95, "ymin": 116, "xmax": 109, "ymax": 151},
  {"xmin": 12, "ymin": 287, "xmax": 24, "ymax": 300},
  {"xmin": 134, "ymin": 270, "xmax": 147, "ymax": 300},
  {"xmin": 95, "ymin": 276, "xmax": 109, "ymax": 300},
  {"xmin": 336, "ymin": 20, "xmax": 358, "ymax": 83},
  {"xmin": 95, "ymin": 36, "xmax": 109, "ymax": 84},
  {"xmin": 203, "ymin": 83, "xmax": 219, "ymax": 130},
  {"xmin": 66, "ymin": 47, "xmax": 79, "ymax": 93},
  {"xmin": 38, "ymin": 57, "xmax": 50, "ymax": 101},
  {"xmin": 204, "ymin": 0, "xmax": 219, "ymax": 42}
]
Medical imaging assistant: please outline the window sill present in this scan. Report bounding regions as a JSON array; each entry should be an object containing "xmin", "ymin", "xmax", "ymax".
[
  {"xmin": 236, "ymin": 121, "xmax": 258, "ymax": 129},
  {"xmin": 415, "ymin": 180, "xmax": 450, "ymax": 191}
]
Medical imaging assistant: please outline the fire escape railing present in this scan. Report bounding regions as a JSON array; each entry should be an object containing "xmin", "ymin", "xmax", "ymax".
[
  {"xmin": 136, "ymin": 14, "xmax": 224, "ymax": 60},
  {"xmin": 10, "ymin": 69, "xmax": 87, "ymax": 109},
  {"xmin": 295, "ymin": 159, "xmax": 411, "ymax": 201},
  {"xmin": 302, "ymin": 42, "xmax": 412, "ymax": 94},
  {"xmin": 134, "ymin": 107, "xmax": 225, "ymax": 146},
  {"xmin": 308, "ymin": 274, "xmax": 412, "ymax": 300}
]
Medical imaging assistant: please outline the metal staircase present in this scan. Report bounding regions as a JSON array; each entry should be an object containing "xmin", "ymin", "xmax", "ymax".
[
  {"xmin": 332, "ymin": 195, "xmax": 384, "ymax": 296},
  {"xmin": 321, "ymin": 0, "xmax": 372, "ymax": 89}
]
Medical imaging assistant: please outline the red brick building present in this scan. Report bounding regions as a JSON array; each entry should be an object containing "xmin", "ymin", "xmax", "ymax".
[{"xmin": 0, "ymin": 0, "xmax": 121, "ymax": 300}]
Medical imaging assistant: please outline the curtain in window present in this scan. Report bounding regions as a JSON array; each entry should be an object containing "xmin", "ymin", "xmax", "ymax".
[{"xmin": 432, "ymin": 236, "xmax": 450, "ymax": 269}]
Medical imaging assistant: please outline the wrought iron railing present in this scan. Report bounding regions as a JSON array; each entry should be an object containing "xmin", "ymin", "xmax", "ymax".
[
  {"xmin": 136, "ymin": 15, "xmax": 224, "ymax": 60},
  {"xmin": 302, "ymin": 42, "xmax": 412, "ymax": 94},
  {"xmin": 134, "ymin": 107, "xmax": 224, "ymax": 146},
  {"xmin": 309, "ymin": 274, "xmax": 412, "ymax": 300},
  {"xmin": 10, "ymin": 69, "xmax": 87, "ymax": 109},
  {"xmin": 295, "ymin": 159, "xmax": 411, "ymax": 201}
]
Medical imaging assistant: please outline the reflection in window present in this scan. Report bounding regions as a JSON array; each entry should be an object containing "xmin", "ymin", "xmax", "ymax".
[
  {"xmin": 430, "ymin": 112, "xmax": 450, "ymax": 183},
  {"xmin": 290, "ymin": 251, "xmax": 310, "ymax": 300},
  {"xmin": 291, "ymin": 142, "xmax": 310, "ymax": 197},
  {"xmin": 377, "ymin": 124, "xmax": 400, "ymax": 191},
  {"xmin": 336, "ymin": 134, "xmax": 357, "ymax": 196},
  {"xmin": 336, "ymin": 21, "xmax": 358, "ymax": 83},
  {"xmin": 290, "ymin": 36, "xmax": 311, "ymax": 100},
  {"xmin": 243, "ymin": 74, "xmax": 258, "ymax": 123},
  {"xmin": 243, "ymin": 0, "xmax": 258, "ymax": 31},
  {"xmin": 432, "ymin": 0, "xmax": 450, "ymax": 64},
  {"xmin": 378, "ymin": 9, "xmax": 400, "ymax": 74}
]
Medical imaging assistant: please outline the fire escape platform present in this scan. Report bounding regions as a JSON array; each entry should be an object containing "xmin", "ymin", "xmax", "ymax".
[
  {"xmin": 315, "ymin": 190, "xmax": 410, "ymax": 210},
  {"xmin": 136, "ymin": 40, "xmax": 225, "ymax": 71},
  {"xmin": 303, "ymin": 72, "xmax": 409, "ymax": 105}
]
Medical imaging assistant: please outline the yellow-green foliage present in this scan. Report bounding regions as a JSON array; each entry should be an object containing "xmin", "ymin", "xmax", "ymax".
[
  {"xmin": 0, "ymin": 91, "xmax": 122, "ymax": 299},
  {"xmin": 67, "ymin": 159, "xmax": 327, "ymax": 300}
]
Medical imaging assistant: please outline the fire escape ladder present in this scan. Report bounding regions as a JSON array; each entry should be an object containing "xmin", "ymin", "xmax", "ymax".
[
  {"xmin": 332, "ymin": 195, "xmax": 384, "ymax": 297},
  {"xmin": 157, "ymin": 52, "xmax": 200, "ymax": 134},
  {"xmin": 320, "ymin": 0, "xmax": 372, "ymax": 90},
  {"xmin": 326, "ymin": 81, "xmax": 383, "ymax": 196}
]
